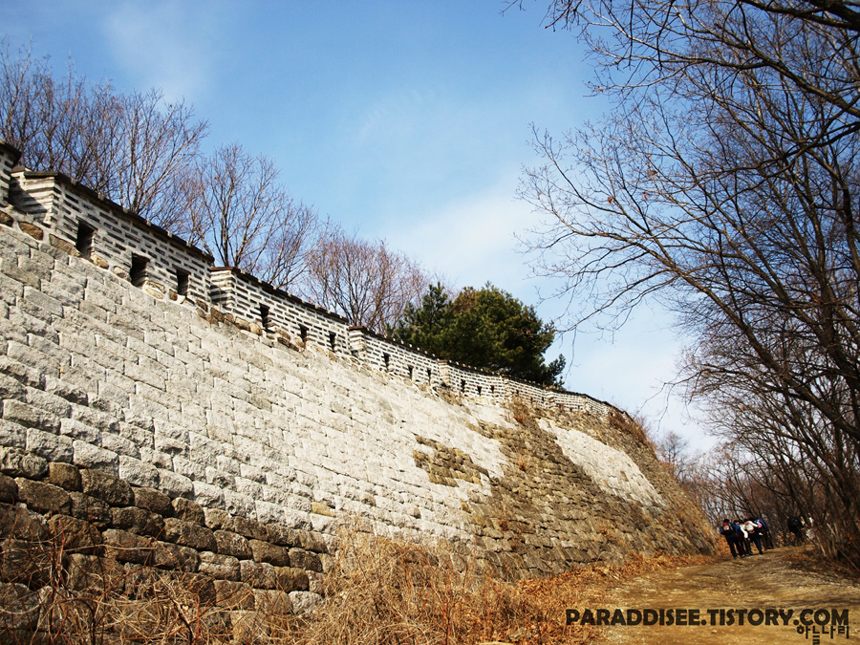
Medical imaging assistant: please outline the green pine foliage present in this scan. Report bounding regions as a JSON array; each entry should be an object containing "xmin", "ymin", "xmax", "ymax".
[{"xmin": 392, "ymin": 283, "xmax": 565, "ymax": 387}]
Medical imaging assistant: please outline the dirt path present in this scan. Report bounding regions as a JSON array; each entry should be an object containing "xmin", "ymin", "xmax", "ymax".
[{"xmin": 587, "ymin": 547, "xmax": 860, "ymax": 644}]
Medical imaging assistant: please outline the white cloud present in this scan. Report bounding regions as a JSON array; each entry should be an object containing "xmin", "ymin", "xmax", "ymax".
[
  {"xmin": 385, "ymin": 172, "xmax": 534, "ymax": 293},
  {"xmin": 99, "ymin": 1, "xmax": 221, "ymax": 101}
]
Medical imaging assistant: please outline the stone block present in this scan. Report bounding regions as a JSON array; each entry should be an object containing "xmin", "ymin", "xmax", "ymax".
[
  {"xmin": 297, "ymin": 529, "xmax": 328, "ymax": 554},
  {"xmin": 18, "ymin": 221, "xmax": 43, "ymax": 240},
  {"xmin": 0, "ymin": 474, "xmax": 17, "ymax": 503},
  {"xmin": 0, "ymin": 374, "xmax": 24, "ymax": 401},
  {"xmin": 79, "ymin": 468, "xmax": 133, "ymax": 507},
  {"xmin": 265, "ymin": 524, "xmax": 300, "ymax": 548},
  {"xmin": 157, "ymin": 469, "xmax": 193, "ymax": 499},
  {"xmin": 288, "ymin": 590, "xmax": 322, "ymax": 615},
  {"xmin": 248, "ymin": 540, "xmax": 290, "ymax": 567},
  {"xmin": 273, "ymin": 567, "xmax": 309, "ymax": 593},
  {"xmin": 15, "ymin": 478, "xmax": 71, "ymax": 515},
  {"xmin": 198, "ymin": 551, "xmax": 241, "ymax": 581},
  {"xmin": 0, "ymin": 538, "xmax": 52, "ymax": 588},
  {"xmin": 0, "ymin": 504, "xmax": 46, "ymax": 540},
  {"xmin": 214, "ymin": 579, "xmax": 255, "ymax": 610},
  {"xmin": 2, "ymin": 399, "xmax": 60, "ymax": 433},
  {"xmin": 153, "ymin": 541, "xmax": 199, "ymax": 572},
  {"xmin": 288, "ymin": 547, "xmax": 322, "ymax": 572},
  {"xmin": 47, "ymin": 462, "xmax": 81, "ymax": 491},
  {"xmin": 253, "ymin": 589, "xmax": 292, "ymax": 615},
  {"xmin": 0, "ymin": 582, "xmax": 40, "ymax": 631},
  {"xmin": 102, "ymin": 529, "xmax": 154, "ymax": 565},
  {"xmin": 65, "ymin": 553, "xmax": 124, "ymax": 592},
  {"xmin": 0, "ymin": 420, "xmax": 26, "ymax": 451},
  {"xmin": 73, "ymin": 442, "xmax": 119, "ymax": 473},
  {"xmin": 191, "ymin": 480, "xmax": 224, "ymax": 508},
  {"xmin": 133, "ymin": 487, "xmax": 173, "ymax": 517},
  {"xmin": 163, "ymin": 517, "xmax": 216, "ymax": 552},
  {"xmin": 239, "ymin": 559, "xmax": 275, "ymax": 589},
  {"xmin": 231, "ymin": 515, "xmax": 268, "ymax": 541},
  {"xmin": 47, "ymin": 514, "xmax": 103, "ymax": 555},
  {"xmin": 111, "ymin": 506, "xmax": 165, "ymax": 538},
  {"xmin": 26, "ymin": 428, "xmax": 73, "ymax": 463},
  {"xmin": 118, "ymin": 455, "xmax": 159, "ymax": 488},
  {"xmin": 171, "ymin": 497, "xmax": 205, "ymax": 525},
  {"xmin": 69, "ymin": 492, "xmax": 111, "ymax": 529},
  {"xmin": 203, "ymin": 508, "xmax": 232, "ymax": 531},
  {"xmin": 214, "ymin": 530, "xmax": 252, "ymax": 559}
]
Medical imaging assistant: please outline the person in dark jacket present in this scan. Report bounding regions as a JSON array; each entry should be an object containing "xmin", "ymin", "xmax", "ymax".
[
  {"xmin": 719, "ymin": 519, "xmax": 742, "ymax": 558},
  {"xmin": 787, "ymin": 515, "xmax": 804, "ymax": 544}
]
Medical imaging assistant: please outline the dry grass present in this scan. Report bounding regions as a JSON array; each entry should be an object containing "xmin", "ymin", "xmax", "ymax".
[
  {"xmin": 0, "ymin": 508, "xmax": 711, "ymax": 645},
  {"xmin": 277, "ymin": 528, "xmax": 714, "ymax": 645}
]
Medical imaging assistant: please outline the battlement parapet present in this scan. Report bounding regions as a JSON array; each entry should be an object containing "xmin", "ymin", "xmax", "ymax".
[{"xmin": 0, "ymin": 140, "xmax": 615, "ymax": 419}]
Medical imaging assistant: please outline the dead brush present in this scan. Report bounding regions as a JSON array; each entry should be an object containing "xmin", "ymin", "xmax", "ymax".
[
  {"xmin": 0, "ymin": 504, "xmax": 250, "ymax": 645},
  {"xmin": 271, "ymin": 525, "xmax": 682, "ymax": 645}
]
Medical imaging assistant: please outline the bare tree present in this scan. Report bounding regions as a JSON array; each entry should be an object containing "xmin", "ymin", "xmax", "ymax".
[
  {"xmin": 184, "ymin": 143, "xmax": 321, "ymax": 288},
  {"xmin": 0, "ymin": 41, "xmax": 208, "ymax": 230},
  {"xmin": 517, "ymin": 0, "xmax": 860, "ymax": 563},
  {"xmin": 301, "ymin": 227, "xmax": 431, "ymax": 333}
]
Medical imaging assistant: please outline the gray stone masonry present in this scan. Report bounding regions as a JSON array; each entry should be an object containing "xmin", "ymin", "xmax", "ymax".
[{"xmin": 0, "ymin": 140, "xmax": 714, "ymax": 592}]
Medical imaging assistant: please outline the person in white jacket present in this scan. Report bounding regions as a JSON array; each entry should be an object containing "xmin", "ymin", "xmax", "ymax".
[{"xmin": 741, "ymin": 519, "xmax": 764, "ymax": 555}]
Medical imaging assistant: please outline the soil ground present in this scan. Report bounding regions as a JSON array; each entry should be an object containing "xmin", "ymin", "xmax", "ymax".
[{"xmin": 588, "ymin": 546, "xmax": 860, "ymax": 644}]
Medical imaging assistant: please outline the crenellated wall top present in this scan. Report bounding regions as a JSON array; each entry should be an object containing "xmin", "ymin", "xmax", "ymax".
[{"xmin": 0, "ymin": 138, "xmax": 618, "ymax": 420}]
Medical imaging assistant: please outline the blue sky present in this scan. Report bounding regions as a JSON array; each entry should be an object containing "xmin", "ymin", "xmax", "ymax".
[{"xmin": 2, "ymin": 1, "xmax": 709, "ymax": 450}]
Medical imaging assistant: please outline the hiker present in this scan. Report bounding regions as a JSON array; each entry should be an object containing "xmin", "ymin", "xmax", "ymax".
[
  {"xmin": 787, "ymin": 516, "xmax": 804, "ymax": 544},
  {"xmin": 719, "ymin": 519, "xmax": 743, "ymax": 558},
  {"xmin": 733, "ymin": 519, "xmax": 751, "ymax": 556},
  {"xmin": 753, "ymin": 517, "xmax": 773, "ymax": 550},
  {"xmin": 742, "ymin": 518, "xmax": 764, "ymax": 554}
]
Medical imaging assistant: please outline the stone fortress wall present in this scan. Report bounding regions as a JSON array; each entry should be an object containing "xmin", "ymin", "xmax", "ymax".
[{"xmin": 0, "ymin": 138, "xmax": 714, "ymax": 618}]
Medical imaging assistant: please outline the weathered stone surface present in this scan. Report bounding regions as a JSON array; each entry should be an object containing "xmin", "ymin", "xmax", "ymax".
[
  {"xmin": 15, "ymin": 478, "xmax": 70, "ymax": 514},
  {"xmin": 0, "ymin": 473, "xmax": 17, "ymax": 503},
  {"xmin": 111, "ymin": 506, "xmax": 165, "ymax": 538},
  {"xmin": 264, "ymin": 524, "xmax": 299, "ymax": 548},
  {"xmin": 248, "ymin": 539, "xmax": 290, "ymax": 567},
  {"xmin": 0, "ymin": 447, "xmax": 47, "ymax": 479},
  {"xmin": 80, "ymin": 468, "xmax": 133, "ymax": 507},
  {"xmin": 47, "ymin": 462, "xmax": 81, "ymax": 491},
  {"xmin": 163, "ymin": 517, "xmax": 217, "ymax": 552},
  {"xmin": 17, "ymin": 222, "xmax": 43, "ymax": 240},
  {"xmin": 232, "ymin": 516, "xmax": 268, "ymax": 541},
  {"xmin": 133, "ymin": 487, "xmax": 173, "ymax": 517},
  {"xmin": 47, "ymin": 514, "xmax": 103, "ymax": 554},
  {"xmin": 102, "ymin": 529, "xmax": 154, "ymax": 565},
  {"xmin": 0, "ymin": 504, "xmax": 46, "ymax": 541},
  {"xmin": 288, "ymin": 547, "xmax": 322, "ymax": 572},
  {"xmin": 0, "ymin": 538, "xmax": 52, "ymax": 587},
  {"xmin": 239, "ymin": 560, "xmax": 276, "ymax": 590},
  {"xmin": 214, "ymin": 530, "xmax": 252, "ymax": 559},
  {"xmin": 65, "ymin": 553, "xmax": 124, "ymax": 592},
  {"xmin": 0, "ymin": 582, "xmax": 40, "ymax": 630},
  {"xmin": 297, "ymin": 529, "xmax": 328, "ymax": 554},
  {"xmin": 274, "ymin": 567, "xmax": 309, "ymax": 593},
  {"xmin": 289, "ymin": 590, "xmax": 322, "ymax": 615},
  {"xmin": 153, "ymin": 540, "xmax": 199, "ymax": 572},
  {"xmin": 3, "ymin": 400, "xmax": 59, "ymax": 433},
  {"xmin": 198, "ymin": 551, "xmax": 241, "ymax": 581},
  {"xmin": 171, "ymin": 497, "xmax": 205, "ymax": 525},
  {"xmin": 253, "ymin": 589, "xmax": 292, "ymax": 615},
  {"xmin": 0, "ymin": 193, "xmax": 716, "ymax": 592},
  {"xmin": 69, "ymin": 492, "xmax": 111, "ymax": 529},
  {"xmin": 214, "ymin": 579, "xmax": 255, "ymax": 610},
  {"xmin": 203, "ymin": 508, "xmax": 232, "ymax": 531}
]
